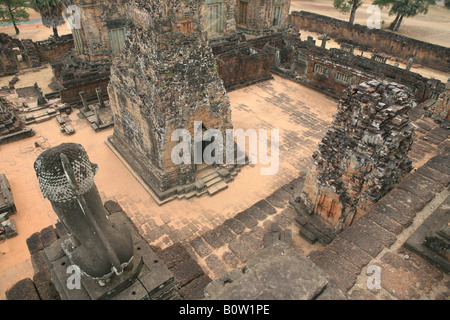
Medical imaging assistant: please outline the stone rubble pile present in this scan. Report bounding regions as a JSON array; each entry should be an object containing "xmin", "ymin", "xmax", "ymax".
[
  {"xmin": 292, "ymin": 80, "xmax": 416, "ymax": 242},
  {"xmin": 0, "ymin": 98, "xmax": 25, "ymax": 137}
]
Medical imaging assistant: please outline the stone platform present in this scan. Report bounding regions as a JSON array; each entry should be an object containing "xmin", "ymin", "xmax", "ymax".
[
  {"xmin": 204, "ymin": 241, "xmax": 346, "ymax": 300},
  {"xmin": 6, "ymin": 201, "xmax": 179, "ymax": 300},
  {"xmin": 404, "ymin": 195, "xmax": 450, "ymax": 273}
]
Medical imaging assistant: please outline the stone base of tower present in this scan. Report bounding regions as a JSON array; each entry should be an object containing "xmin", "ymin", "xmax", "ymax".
[{"xmin": 107, "ymin": 135, "xmax": 244, "ymax": 205}]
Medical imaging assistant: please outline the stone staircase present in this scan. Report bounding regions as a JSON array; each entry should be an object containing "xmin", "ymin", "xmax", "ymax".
[{"xmin": 173, "ymin": 163, "xmax": 242, "ymax": 201}]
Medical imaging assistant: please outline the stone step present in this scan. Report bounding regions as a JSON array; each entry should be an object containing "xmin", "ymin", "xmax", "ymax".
[
  {"xmin": 299, "ymin": 226, "xmax": 318, "ymax": 244},
  {"xmin": 177, "ymin": 190, "xmax": 197, "ymax": 200},
  {"xmin": 205, "ymin": 176, "xmax": 222, "ymax": 188},
  {"xmin": 207, "ymin": 181, "xmax": 228, "ymax": 196},
  {"xmin": 196, "ymin": 167, "xmax": 216, "ymax": 180},
  {"xmin": 202, "ymin": 171, "xmax": 220, "ymax": 184},
  {"xmin": 195, "ymin": 163, "xmax": 211, "ymax": 174}
]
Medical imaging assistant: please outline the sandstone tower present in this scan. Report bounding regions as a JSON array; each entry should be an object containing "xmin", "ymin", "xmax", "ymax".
[{"xmin": 108, "ymin": 0, "xmax": 236, "ymax": 202}]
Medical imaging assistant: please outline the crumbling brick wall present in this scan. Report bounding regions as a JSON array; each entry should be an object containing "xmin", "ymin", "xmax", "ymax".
[
  {"xmin": 295, "ymin": 81, "xmax": 416, "ymax": 232},
  {"xmin": 0, "ymin": 33, "xmax": 74, "ymax": 77},
  {"xmin": 34, "ymin": 35, "xmax": 74, "ymax": 63},
  {"xmin": 0, "ymin": 98, "xmax": 25, "ymax": 137},
  {"xmin": 275, "ymin": 36, "xmax": 445, "ymax": 103},
  {"xmin": 289, "ymin": 11, "xmax": 450, "ymax": 72},
  {"xmin": 0, "ymin": 33, "xmax": 25, "ymax": 76},
  {"xmin": 426, "ymin": 79, "xmax": 450, "ymax": 123}
]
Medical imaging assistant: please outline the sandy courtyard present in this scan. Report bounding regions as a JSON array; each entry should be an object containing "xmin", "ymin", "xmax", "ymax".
[{"xmin": 0, "ymin": 75, "xmax": 337, "ymax": 299}]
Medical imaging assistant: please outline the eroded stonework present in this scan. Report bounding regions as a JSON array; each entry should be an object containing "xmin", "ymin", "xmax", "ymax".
[
  {"xmin": 108, "ymin": 0, "xmax": 236, "ymax": 201},
  {"xmin": 426, "ymin": 78, "xmax": 450, "ymax": 124},
  {"xmin": 0, "ymin": 98, "xmax": 34, "ymax": 144},
  {"xmin": 292, "ymin": 81, "xmax": 416, "ymax": 240}
]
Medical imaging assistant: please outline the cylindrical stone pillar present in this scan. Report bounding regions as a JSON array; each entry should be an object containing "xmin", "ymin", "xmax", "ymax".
[{"xmin": 34, "ymin": 143, "xmax": 134, "ymax": 282}]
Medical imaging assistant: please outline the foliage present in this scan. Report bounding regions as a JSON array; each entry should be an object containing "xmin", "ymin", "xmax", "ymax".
[
  {"xmin": 28, "ymin": 0, "xmax": 64, "ymax": 29},
  {"xmin": 0, "ymin": 0, "xmax": 30, "ymax": 34},
  {"xmin": 372, "ymin": 0, "xmax": 436, "ymax": 30},
  {"xmin": 333, "ymin": 0, "xmax": 362, "ymax": 23}
]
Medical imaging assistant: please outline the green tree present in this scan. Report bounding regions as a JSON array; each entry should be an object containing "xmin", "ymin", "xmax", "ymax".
[
  {"xmin": 445, "ymin": 0, "xmax": 450, "ymax": 8},
  {"xmin": 0, "ymin": 0, "xmax": 30, "ymax": 35},
  {"xmin": 334, "ymin": 0, "xmax": 362, "ymax": 24},
  {"xmin": 29, "ymin": 0, "xmax": 64, "ymax": 37},
  {"xmin": 373, "ymin": 0, "xmax": 436, "ymax": 31}
]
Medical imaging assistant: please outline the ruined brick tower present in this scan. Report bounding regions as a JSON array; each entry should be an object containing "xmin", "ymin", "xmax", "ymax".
[
  {"xmin": 292, "ymin": 81, "xmax": 416, "ymax": 243},
  {"xmin": 0, "ymin": 98, "xmax": 34, "ymax": 144},
  {"xmin": 108, "ymin": 0, "xmax": 236, "ymax": 202}
]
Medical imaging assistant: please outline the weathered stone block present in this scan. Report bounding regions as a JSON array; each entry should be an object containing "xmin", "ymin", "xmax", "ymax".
[
  {"xmin": 170, "ymin": 258, "xmax": 205, "ymax": 288},
  {"xmin": 26, "ymin": 232, "xmax": 43, "ymax": 255},
  {"xmin": 159, "ymin": 243, "xmax": 192, "ymax": 269},
  {"xmin": 33, "ymin": 268, "xmax": 60, "ymax": 300},
  {"xmin": 6, "ymin": 278, "xmax": 40, "ymax": 300},
  {"xmin": 189, "ymin": 236, "xmax": 212, "ymax": 258}
]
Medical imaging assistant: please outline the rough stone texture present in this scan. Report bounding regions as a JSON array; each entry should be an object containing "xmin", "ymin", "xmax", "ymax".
[
  {"xmin": 293, "ymin": 81, "xmax": 416, "ymax": 237},
  {"xmin": 108, "ymin": 0, "xmax": 235, "ymax": 200},
  {"xmin": 0, "ymin": 174, "xmax": 15, "ymax": 216},
  {"xmin": 0, "ymin": 98, "xmax": 34, "ymax": 144},
  {"xmin": 170, "ymin": 258, "xmax": 206, "ymax": 287},
  {"xmin": 39, "ymin": 226, "xmax": 58, "ymax": 248},
  {"xmin": 274, "ymin": 35, "xmax": 445, "ymax": 103},
  {"xmin": 212, "ymin": 40, "xmax": 274, "ymax": 91},
  {"xmin": 5, "ymin": 278, "xmax": 40, "ymax": 300},
  {"xmin": 0, "ymin": 32, "xmax": 73, "ymax": 77},
  {"xmin": 158, "ymin": 243, "xmax": 192, "ymax": 269},
  {"xmin": 178, "ymin": 274, "xmax": 212, "ymax": 300},
  {"xmin": 223, "ymin": 218, "xmax": 246, "ymax": 235},
  {"xmin": 204, "ymin": 241, "xmax": 346, "ymax": 300},
  {"xmin": 190, "ymin": 236, "xmax": 213, "ymax": 258},
  {"xmin": 33, "ymin": 268, "xmax": 60, "ymax": 300},
  {"xmin": 158, "ymin": 241, "xmax": 210, "ymax": 299},
  {"xmin": 426, "ymin": 79, "xmax": 450, "ymax": 122},
  {"xmin": 378, "ymin": 250, "xmax": 446, "ymax": 300},
  {"xmin": 236, "ymin": 0, "xmax": 292, "ymax": 35},
  {"xmin": 26, "ymin": 232, "xmax": 44, "ymax": 255},
  {"xmin": 289, "ymin": 11, "xmax": 450, "ymax": 72},
  {"xmin": 404, "ymin": 195, "xmax": 450, "ymax": 272},
  {"xmin": 309, "ymin": 149, "xmax": 450, "ymax": 297},
  {"xmin": 0, "ymin": 218, "xmax": 18, "ymax": 239}
]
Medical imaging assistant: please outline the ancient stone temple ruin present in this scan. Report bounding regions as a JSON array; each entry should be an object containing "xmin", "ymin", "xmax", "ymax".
[
  {"xmin": 0, "ymin": 98, "xmax": 34, "ymax": 144},
  {"xmin": 108, "ymin": 0, "xmax": 240, "ymax": 202},
  {"xmin": 292, "ymin": 81, "xmax": 416, "ymax": 243},
  {"xmin": 426, "ymin": 78, "xmax": 450, "ymax": 125},
  {"xmin": 51, "ymin": 0, "xmax": 127, "ymax": 104}
]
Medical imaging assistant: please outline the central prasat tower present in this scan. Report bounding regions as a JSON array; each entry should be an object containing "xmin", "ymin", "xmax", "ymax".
[{"xmin": 107, "ymin": 0, "xmax": 239, "ymax": 203}]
